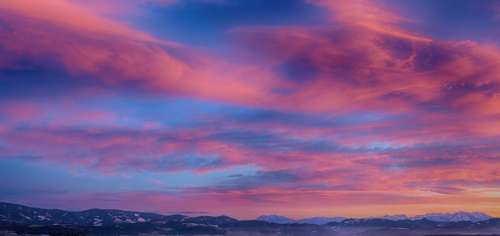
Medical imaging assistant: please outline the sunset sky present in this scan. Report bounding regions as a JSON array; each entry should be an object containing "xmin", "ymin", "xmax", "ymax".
[{"xmin": 0, "ymin": 0, "xmax": 499, "ymax": 219}]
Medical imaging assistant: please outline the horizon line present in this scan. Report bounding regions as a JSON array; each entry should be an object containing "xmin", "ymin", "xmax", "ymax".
[{"xmin": 2, "ymin": 201, "xmax": 498, "ymax": 220}]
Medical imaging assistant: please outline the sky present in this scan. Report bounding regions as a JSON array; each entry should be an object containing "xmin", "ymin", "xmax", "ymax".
[{"xmin": 0, "ymin": 0, "xmax": 499, "ymax": 219}]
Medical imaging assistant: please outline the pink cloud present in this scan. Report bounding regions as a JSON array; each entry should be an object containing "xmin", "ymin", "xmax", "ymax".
[
  {"xmin": 0, "ymin": 102, "xmax": 41, "ymax": 121},
  {"xmin": 0, "ymin": 0, "xmax": 277, "ymax": 107},
  {"xmin": 309, "ymin": 0, "xmax": 428, "ymax": 41}
]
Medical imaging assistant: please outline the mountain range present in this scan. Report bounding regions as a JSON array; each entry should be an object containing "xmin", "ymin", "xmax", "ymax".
[
  {"xmin": 257, "ymin": 215, "xmax": 346, "ymax": 225},
  {"xmin": 256, "ymin": 212, "xmax": 491, "ymax": 225},
  {"xmin": 1, "ymin": 202, "xmax": 499, "ymax": 235}
]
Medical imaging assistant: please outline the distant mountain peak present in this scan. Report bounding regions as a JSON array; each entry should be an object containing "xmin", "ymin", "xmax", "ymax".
[
  {"xmin": 256, "ymin": 215, "xmax": 346, "ymax": 225},
  {"xmin": 257, "ymin": 211, "xmax": 493, "ymax": 225},
  {"xmin": 413, "ymin": 211, "xmax": 491, "ymax": 222},
  {"xmin": 298, "ymin": 216, "xmax": 346, "ymax": 224},
  {"xmin": 0, "ymin": 202, "xmax": 494, "ymax": 227},
  {"xmin": 0, "ymin": 202, "xmax": 498, "ymax": 235},
  {"xmin": 381, "ymin": 214, "xmax": 409, "ymax": 221},
  {"xmin": 256, "ymin": 215, "xmax": 295, "ymax": 224}
]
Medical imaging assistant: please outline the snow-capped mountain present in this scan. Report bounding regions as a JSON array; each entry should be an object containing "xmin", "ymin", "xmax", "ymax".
[
  {"xmin": 0, "ymin": 202, "xmax": 239, "ymax": 235},
  {"xmin": 257, "ymin": 212, "xmax": 492, "ymax": 225},
  {"xmin": 256, "ymin": 215, "xmax": 295, "ymax": 224},
  {"xmin": 381, "ymin": 214, "xmax": 409, "ymax": 221},
  {"xmin": 297, "ymin": 217, "xmax": 346, "ymax": 225},
  {"xmin": 0, "ymin": 202, "xmax": 176, "ymax": 226},
  {"xmin": 413, "ymin": 211, "xmax": 491, "ymax": 222},
  {"xmin": 0, "ymin": 202, "xmax": 498, "ymax": 235},
  {"xmin": 257, "ymin": 215, "xmax": 346, "ymax": 225},
  {"xmin": 0, "ymin": 202, "xmax": 236, "ymax": 227}
]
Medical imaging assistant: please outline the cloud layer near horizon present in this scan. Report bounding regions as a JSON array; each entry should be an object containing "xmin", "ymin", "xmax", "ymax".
[{"xmin": 0, "ymin": 0, "xmax": 499, "ymax": 218}]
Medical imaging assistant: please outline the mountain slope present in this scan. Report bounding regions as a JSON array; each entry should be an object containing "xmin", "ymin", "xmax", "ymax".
[
  {"xmin": 1, "ymin": 202, "xmax": 498, "ymax": 236},
  {"xmin": 414, "ymin": 212, "xmax": 491, "ymax": 222},
  {"xmin": 257, "ymin": 212, "xmax": 493, "ymax": 225},
  {"xmin": 256, "ymin": 215, "xmax": 295, "ymax": 224},
  {"xmin": 0, "ymin": 202, "xmax": 171, "ymax": 226},
  {"xmin": 298, "ymin": 216, "xmax": 346, "ymax": 225}
]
